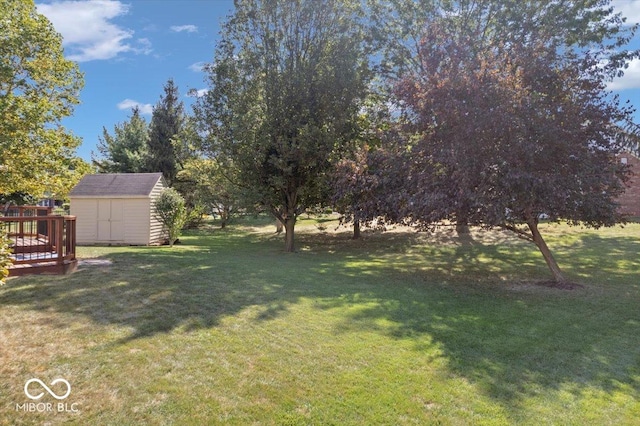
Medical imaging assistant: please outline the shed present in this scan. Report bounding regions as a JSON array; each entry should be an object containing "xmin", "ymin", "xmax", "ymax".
[{"xmin": 69, "ymin": 173, "xmax": 167, "ymax": 245}]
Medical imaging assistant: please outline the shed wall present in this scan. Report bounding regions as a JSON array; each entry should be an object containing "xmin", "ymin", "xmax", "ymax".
[
  {"xmin": 149, "ymin": 179, "xmax": 167, "ymax": 244},
  {"xmin": 71, "ymin": 199, "xmax": 99, "ymax": 243},
  {"xmin": 123, "ymin": 198, "xmax": 152, "ymax": 244},
  {"xmin": 71, "ymin": 197, "xmax": 155, "ymax": 245}
]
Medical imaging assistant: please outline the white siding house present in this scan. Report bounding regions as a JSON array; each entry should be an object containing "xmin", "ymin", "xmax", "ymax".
[{"xmin": 69, "ymin": 173, "xmax": 167, "ymax": 245}]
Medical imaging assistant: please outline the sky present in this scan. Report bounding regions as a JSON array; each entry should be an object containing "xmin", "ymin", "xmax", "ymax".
[
  {"xmin": 34, "ymin": 0, "xmax": 640, "ymax": 162},
  {"xmin": 35, "ymin": 0, "xmax": 236, "ymax": 161}
]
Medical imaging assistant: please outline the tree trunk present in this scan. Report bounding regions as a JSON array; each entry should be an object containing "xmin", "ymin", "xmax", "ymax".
[
  {"xmin": 220, "ymin": 206, "xmax": 230, "ymax": 229},
  {"xmin": 275, "ymin": 219, "xmax": 283, "ymax": 234},
  {"xmin": 455, "ymin": 212, "xmax": 470, "ymax": 235},
  {"xmin": 527, "ymin": 219, "xmax": 566, "ymax": 282},
  {"xmin": 456, "ymin": 221, "xmax": 470, "ymax": 235},
  {"xmin": 352, "ymin": 220, "xmax": 361, "ymax": 239},
  {"xmin": 284, "ymin": 216, "xmax": 296, "ymax": 252}
]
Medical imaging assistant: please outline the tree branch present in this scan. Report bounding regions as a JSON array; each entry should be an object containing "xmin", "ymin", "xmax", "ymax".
[{"xmin": 502, "ymin": 223, "xmax": 534, "ymax": 242}]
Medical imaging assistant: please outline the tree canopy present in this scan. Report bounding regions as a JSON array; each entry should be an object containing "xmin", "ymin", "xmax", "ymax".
[
  {"xmin": 0, "ymin": 0, "xmax": 84, "ymax": 199},
  {"xmin": 385, "ymin": 1, "xmax": 638, "ymax": 282},
  {"xmin": 93, "ymin": 107, "xmax": 149, "ymax": 174},
  {"xmin": 175, "ymin": 157, "xmax": 243, "ymax": 229},
  {"xmin": 196, "ymin": 0, "xmax": 370, "ymax": 251}
]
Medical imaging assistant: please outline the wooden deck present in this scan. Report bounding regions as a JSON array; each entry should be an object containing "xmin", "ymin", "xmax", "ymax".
[{"xmin": 1, "ymin": 207, "xmax": 77, "ymax": 276}]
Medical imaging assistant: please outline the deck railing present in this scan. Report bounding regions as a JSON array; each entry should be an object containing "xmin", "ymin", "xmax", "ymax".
[
  {"xmin": 0, "ymin": 211, "xmax": 77, "ymax": 276},
  {"xmin": 3, "ymin": 205, "xmax": 53, "ymax": 217}
]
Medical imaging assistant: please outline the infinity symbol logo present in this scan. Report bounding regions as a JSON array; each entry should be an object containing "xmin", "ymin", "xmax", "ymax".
[{"xmin": 24, "ymin": 378, "xmax": 71, "ymax": 400}]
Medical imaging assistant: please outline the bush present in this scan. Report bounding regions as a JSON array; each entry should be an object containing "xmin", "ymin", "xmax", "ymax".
[
  {"xmin": 184, "ymin": 204, "xmax": 206, "ymax": 229},
  {"xmin": 153, "ymin": 188, "xmax": 187, "ymax": 247},
  {"xmin": 0, "ymin": 222, "xmax": 12, "ymax": 285}
]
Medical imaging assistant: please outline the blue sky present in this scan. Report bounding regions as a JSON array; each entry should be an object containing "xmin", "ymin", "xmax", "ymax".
[
  {"xmin": 36, "ymin": 0, "xmax": 236, "ymax": 161},
  {"xmin": 35, "ymin": 0, "xmax": 640, "ymax": 162}
]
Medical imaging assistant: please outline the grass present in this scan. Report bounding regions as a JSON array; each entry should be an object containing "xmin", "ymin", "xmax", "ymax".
[{"xmin": 0, "ymin": 217, "xmax": 639, "ymax": 425}]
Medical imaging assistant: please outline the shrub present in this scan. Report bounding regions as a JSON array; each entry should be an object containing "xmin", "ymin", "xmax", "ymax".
[
  {"xmin": 184, "ymin": 203, "xmax": 206, "ymax": 229},
  {"xmin": 153, "ymin": 188, "xmax": 187, "ymax": 247},
  {"xmin": 0, "ymin": 222, "xmax": 12, "ymax": 284}
]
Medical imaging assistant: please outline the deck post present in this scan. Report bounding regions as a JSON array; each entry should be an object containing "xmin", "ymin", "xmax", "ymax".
[
  {"xmin": 53, "ymin": 217, "xmax": 62, "ymax": 266},
  {"xmin": 64, "ymin": 216, "xmax": 76, "ymax": 260}
]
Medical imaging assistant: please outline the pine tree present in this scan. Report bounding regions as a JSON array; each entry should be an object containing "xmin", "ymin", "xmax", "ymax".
[
  {"xmin": 147, "ymin": 79, "xmax": 184, "ymax": 186},
  {"xmin": 93, "ymin": 107, "xmax": 149, "ymax": 173}
]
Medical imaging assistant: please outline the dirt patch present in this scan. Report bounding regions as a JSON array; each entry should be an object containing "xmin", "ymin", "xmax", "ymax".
[
  {"xmin": 509, "ymin": 279, "xmax": 585, "ymax": 291},
  {"xmin": 78, "ymin": 258, "xmax": 113, "ymax": 267},
  {"xmin": 535, "ymin": 280, "xmax": 584, "ymax": 290}
]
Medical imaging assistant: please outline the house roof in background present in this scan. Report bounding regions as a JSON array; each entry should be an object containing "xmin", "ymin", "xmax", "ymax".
[{"xmin": 69, "ymin": 173, "xmax": 165, "ymax": 197}]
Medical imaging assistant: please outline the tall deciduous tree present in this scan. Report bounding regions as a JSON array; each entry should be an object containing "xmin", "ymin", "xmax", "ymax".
[
  {"xmin": 370, "ymin": 0, "xmax": 639, "ymax": 235},
  {"xmin": 332, "ymin": 148, "xmax": 376, "ymax": 239},
  {"xmin": 196, "ymin": 0, "xmax": 369, "ymax": 252},
  {"xmin": 393, "ymin": 4, "xmax": 637, "ymax": 283},
  {"xmin": 330, "ymin": 105, "xmax": 409, "ymax": 238},
  {"xmin": 93, "ymin": 107, "xmax": 149, "ymax": 173},
  {"xmin": 0, "ymin": 0, "xmax": 84, "ymax": 198},
  {"xmin": 148, "ymin": 79, "xmax": 184, "ymax": 186}
]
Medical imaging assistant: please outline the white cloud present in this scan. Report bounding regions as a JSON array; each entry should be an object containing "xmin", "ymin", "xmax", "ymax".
[
  {"xmin": 170, "ymin": 24, "xmax": 198, "ymax": 33},
  {"xmin": 135, "ymin": 38, "xmax": 153, "ymax": 55},
  {"xmin": 608, "ymin": 58, "xmax": 640, "ymax": 91},
  {"xmin": 117, "ymin": 99, "xmax": 153, "ymax": 115},
  {"xmin": 37, "ymin": 0, "xmax": 150, "ymax": 62},
  {"xmin": 612, "ymin": 0, "xmax": 640, "ymax": 25},
  {"xmin": 188, "ymin": 61, "xmax": 205, "ymax": 72}
]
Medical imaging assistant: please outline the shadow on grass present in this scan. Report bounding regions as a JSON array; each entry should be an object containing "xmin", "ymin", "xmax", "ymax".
[
  {"xmin": 556, "ymin": 233, "xmax": 640, "ymax": 285},
  {"xmin": 327, "ymin": 276, "xmax": 640, "ymax": 398},
  {"xmin": 1, "ymin": 227, "xmax": 639, "ymax": 415},
  {"xmin": 318, "ymin": 231, "xmax": 640, "ymax": 412}
]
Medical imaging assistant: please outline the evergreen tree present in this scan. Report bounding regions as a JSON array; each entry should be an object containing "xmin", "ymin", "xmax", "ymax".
[
  {"xmin": 93, "ymin": 107, "xmax": 149, "ymax": 173},
  {"xmin": 147, "ymin": 79, "xmax": 184, "ymax": 186}
]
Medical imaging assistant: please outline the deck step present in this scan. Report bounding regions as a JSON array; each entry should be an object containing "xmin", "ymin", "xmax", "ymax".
[{"xmin": 8, "ymin": 259, "xmax": 78, "ymax": 277}]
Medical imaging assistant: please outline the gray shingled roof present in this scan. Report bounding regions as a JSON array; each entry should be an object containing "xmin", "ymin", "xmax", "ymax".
[{"xmin": 69, "ymin": 173, "xmax": 165, "ymax": 197}]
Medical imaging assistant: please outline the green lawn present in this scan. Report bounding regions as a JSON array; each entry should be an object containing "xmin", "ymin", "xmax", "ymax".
[{"xmin": 1, "ymin": 218, "xmax": 639, "ymax": 425}]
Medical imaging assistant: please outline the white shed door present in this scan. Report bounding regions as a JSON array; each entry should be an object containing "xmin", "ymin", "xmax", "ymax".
[{"xmin": 97, "ymin": 199, "xmax": 125, "ymax": 241}]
